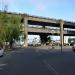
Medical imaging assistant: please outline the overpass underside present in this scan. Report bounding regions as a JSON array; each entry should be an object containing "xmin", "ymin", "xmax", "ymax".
[
  {"xmin": 28, "ymin": 32, "xmax": 75, "ymax": 36},
  {"xmin": 23, "ymin": 15, "xmax": 75, "ymax": 47}
]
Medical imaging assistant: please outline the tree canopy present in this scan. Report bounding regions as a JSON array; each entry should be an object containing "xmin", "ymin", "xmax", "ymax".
[
  {"xmin": 0, "ymin": 11, "xmax": 22, "ymax": 48},
  {"xmin": 68, "ymin": 38, "xmax": 75, "ymax": 43},
  {"xmin": 47, "ymin": 36, "xmax": 52, "ymax": 43}
]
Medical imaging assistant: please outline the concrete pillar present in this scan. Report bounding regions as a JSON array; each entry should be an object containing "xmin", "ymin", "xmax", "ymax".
[
  {"xmin": 23, "ymin": 17, "xmax": 28, "ymax": 47},
  {"xmin": 59, "ymin": 20, "xmax": 64, "ymax": 46}
]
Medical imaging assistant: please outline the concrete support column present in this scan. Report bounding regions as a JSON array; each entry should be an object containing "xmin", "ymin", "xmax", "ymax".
[
  {"xmin": 59, "ymin": 20, "xmax": 64, "ymax": 46},
  {"xmin": 23, "ymin": 17, "xmax": 28, "ymax": 47}
]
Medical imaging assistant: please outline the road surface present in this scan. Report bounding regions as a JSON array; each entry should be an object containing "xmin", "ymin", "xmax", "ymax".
[{"xmin": 0, "ymin": 48, "xmax": 75, "ymax": 75}]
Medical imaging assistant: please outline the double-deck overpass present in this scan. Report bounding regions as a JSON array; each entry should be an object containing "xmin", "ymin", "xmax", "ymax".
[
  {"xmin": 22, "ymin": 14, "xmax": 75, "ymax": 47},
  {"xmin": 1, "ymin": 11, "xmax": 75, "ymax": 47}
]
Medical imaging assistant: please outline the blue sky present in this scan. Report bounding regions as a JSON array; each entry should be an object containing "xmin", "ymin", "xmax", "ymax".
[
  {"xmin": 0, "ymin": 0, "xmax": 75, "ymax": 41},
  {"xmin": 0, "ymin": 0, "xmax": 75, "ymax": 21}
]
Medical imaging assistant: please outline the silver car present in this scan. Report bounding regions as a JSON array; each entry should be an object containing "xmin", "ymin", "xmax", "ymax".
[
  {"xmin": 72, "ymin": 43, "xmax": 75, "ymax": 52},
  {"xmin": 0, "ymin": 48, "xmax": 4, "ymax": 56}
]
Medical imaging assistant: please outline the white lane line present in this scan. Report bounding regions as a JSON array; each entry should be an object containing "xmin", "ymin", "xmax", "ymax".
[
  {"xmin": 43, "ymin": 60, "xmax": 60, "ymax": 75},
  {"xmin": 0, "ymin": 63, "xmax": 8, "ymax": 67},
  {"xmin": 0, "ymin": 63, "xmax": 8, "ymax": 70}
]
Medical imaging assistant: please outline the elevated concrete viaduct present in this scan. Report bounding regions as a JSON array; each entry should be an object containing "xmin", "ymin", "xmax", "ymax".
[
  {"xmin": 23, "ymin": 15, "xmax": 75, "ymax": 47},
  {"xmin": 1, "ymin": 11, "xmax": 75, "ymax": 47}
]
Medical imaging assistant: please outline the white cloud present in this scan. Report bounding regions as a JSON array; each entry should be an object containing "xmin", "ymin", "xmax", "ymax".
[
  {"xmin": 36, "ymin": 3, "xmax": 46, "ymax": 12},
  {"xmin": 29, "ymin": 0, "xmax": 69, "ymax": 12},
  {"xmin": 30, "ymin": 0, "xmax": 46, "ymax": 12}
]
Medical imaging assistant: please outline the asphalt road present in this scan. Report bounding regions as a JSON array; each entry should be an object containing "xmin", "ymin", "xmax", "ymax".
[{"xmin": 0, "ymin": 48, "xmax": 75, "ymax": 75}]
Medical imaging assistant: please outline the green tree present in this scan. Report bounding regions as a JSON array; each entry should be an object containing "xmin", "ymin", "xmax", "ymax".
[
  {"xmin": 0, "ymin": 11, "xmax": 22, "ymax": 48},
  {"xmin": 68, "ymin": 38, "xmax": 75, "ymax": 43},
  {"xmin": 47, "ymin": 36, "xmax": 52, "ymax": 43},
  {"xmin": 0, "ymin": 11, "xmax": 8, "ymax": 48},
  {"xmin": 6, "ymin": 16, "xmax": 22, "ymax": 48}
]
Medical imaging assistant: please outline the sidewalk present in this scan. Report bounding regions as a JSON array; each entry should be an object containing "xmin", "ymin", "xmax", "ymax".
[{"xmin": 36, "ymin": 45, "xmax": 72, "ymax": 50}]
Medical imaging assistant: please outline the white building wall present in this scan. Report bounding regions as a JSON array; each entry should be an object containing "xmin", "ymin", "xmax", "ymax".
[{"xmin": 64, "ymin": 37, "xmax": 68, "ymax": 43}]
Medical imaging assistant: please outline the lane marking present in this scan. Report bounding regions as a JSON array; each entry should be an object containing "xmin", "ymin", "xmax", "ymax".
[
  {"xmin": 35, "ymin": 49, "xmax": 60, "ymax": 75},
  {"xmin": 0, "ymin": 63, "xmax": 8, "ymax": 70},
  {"xmin": 0, "ymin": 63, "xmax": 8, "ymax": 67},
  {"xmin": 43, "ymin": 60, "xmax": 60, "ymax": 75}
]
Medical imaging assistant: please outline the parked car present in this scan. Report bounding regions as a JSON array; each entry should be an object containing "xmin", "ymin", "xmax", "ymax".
[
  {"xmin": 72, "ymin": 43, "xmax": 75, "ymax": 52},
  {"xmin": 64, "ymin": 43, "xmax": 70, "ymax": 46},
  {"xmin": 0, "ymin": 48, "xmax": 4, "ymax": 56}
]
